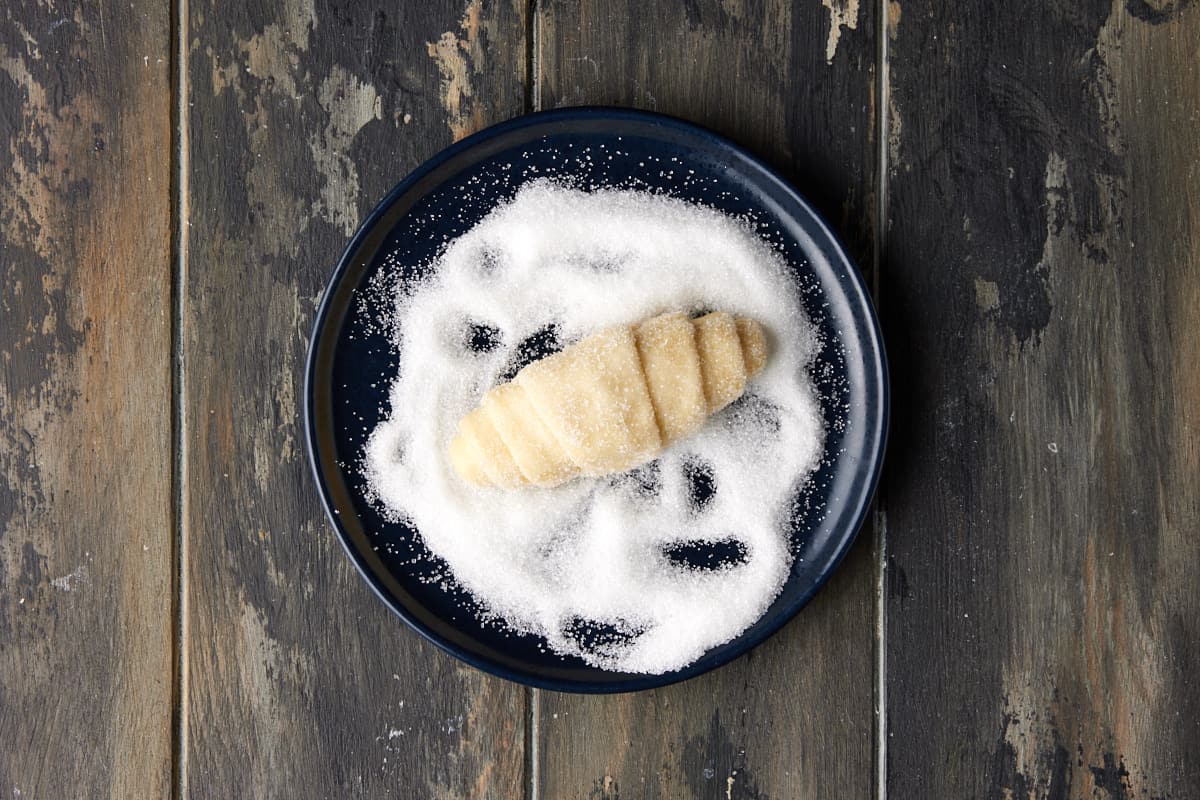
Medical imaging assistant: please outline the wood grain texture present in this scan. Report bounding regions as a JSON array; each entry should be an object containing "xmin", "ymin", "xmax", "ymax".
[
  {"xmin": 884, "ymin": 0, "xmax": 1200, "ymax": 796},
  {"xmin": 535, "ymin": 1, "xmax": 881, "ymax": 798},
  {"xmin": 0, "ymin": 1, "xmax": 174, "ymax": 796},
  {"xmin": 182, "ymin": 0, "xmax": 528, "ymax": 796}
]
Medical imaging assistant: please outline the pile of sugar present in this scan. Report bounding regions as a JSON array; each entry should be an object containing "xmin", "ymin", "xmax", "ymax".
[{"xmin": 365, "ymin": 180, "xmax": 825, "ymax": 674}]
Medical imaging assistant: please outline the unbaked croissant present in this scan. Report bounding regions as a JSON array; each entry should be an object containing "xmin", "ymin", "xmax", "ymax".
[{"xmin": 448, "ymin": 311, "xmax": 768, "ymax": 488}]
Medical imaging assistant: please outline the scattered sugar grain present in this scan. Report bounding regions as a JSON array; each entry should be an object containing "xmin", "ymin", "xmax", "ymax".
[{"xmin": 366, "ymin": 180, "xmax": 825, "ymax": 674}]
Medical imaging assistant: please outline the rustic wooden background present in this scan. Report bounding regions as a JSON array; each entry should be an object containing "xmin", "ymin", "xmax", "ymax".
[{"xmin": 2, "ymin": 0, "xmax": 1197, "ymax": 797}]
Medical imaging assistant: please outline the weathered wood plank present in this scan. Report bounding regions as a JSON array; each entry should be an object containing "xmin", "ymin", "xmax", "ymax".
[
  {"xmin": 535, "ymin": 1, "xmax": 881, "ymax": 798},
  {"xmin": 0, "ymin": 1, "xmax": 174, "ymax": 796},
  {"xmin": 182, "ymin": 1, "xmax": 528, "ymax": 796},
  {"xmin": 884, "ymin": 0, "xmax": 1200, "ymax": 796}
]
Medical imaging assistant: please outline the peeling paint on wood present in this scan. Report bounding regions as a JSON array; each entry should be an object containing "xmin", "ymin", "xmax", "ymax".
[
  {"xmin": 821, "ymin": 0, "xmax": 861, "ymax": 64},
  {"xmin": 426, "ymin": 0, "xmax": 511, "ymax": 142},
  {"xmin": 311, "ymin": 66, "xmax": 382, "ymax": 235},
  {"xmin": 886, "ymin": 0, "xmax": 901, "ymax": 40}
]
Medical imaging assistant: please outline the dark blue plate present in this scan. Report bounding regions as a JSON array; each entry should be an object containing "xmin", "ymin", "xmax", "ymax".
[{"xmin": 305, "ymin": 107, "xmax": 888, "ymax": 693}]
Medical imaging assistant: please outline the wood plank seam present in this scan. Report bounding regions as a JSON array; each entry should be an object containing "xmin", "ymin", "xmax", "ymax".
[
  {"xmin": 528, "ymin": 688, "xmax": 541, "ymax": 800},
  {"xmin": 874, "ymin": 0, "xmax": 890, "ymax": 796},
  {"xmin": 172, "ymin": 0, "xmax": 190, "ymax": 795},
  {"xmin": 525, "ymin": 0, "xmax": 539, "ymax": 114},
  {"xmin": 531, "ymin": 0, "xmax": 542, "ymax": 114},
  {"xmin": 527, "ymin": 2, "xmax": 541, "ymax": 798}
]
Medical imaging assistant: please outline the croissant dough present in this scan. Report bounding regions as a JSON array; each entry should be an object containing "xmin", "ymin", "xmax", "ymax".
[{"xmin": 449, "ymin": 311, "xmax": 769, "ymax": 488}]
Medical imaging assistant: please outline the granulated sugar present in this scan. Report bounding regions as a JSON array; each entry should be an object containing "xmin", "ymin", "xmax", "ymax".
[{"xmin": 365, "ymin": 180, "xmax": 824, "ymax": 674}]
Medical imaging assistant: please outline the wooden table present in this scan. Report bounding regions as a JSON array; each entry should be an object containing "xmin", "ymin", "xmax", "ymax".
[{"xmin": 3, "ymin": 0, "xmax": 1198, "ymax": 797}]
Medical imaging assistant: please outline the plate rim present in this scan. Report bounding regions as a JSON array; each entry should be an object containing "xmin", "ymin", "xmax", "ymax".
[{"xmin": 303, "ymin": 106, "xmax": 890, "ymax": 693}]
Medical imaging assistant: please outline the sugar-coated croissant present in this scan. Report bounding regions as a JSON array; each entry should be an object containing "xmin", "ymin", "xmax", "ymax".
[{"xmin": 448, "ymin": 311, "xmax": 769, "ymax": 488}]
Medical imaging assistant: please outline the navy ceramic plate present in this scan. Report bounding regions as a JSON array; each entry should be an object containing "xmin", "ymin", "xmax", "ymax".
[{"xmin": 305, "ymin": 107, "xmax": 888, "ymax": 693}]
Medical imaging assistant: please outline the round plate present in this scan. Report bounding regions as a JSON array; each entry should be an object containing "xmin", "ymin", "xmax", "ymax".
[{"xmin": 305, "ymin": 107, "xmax": 888, "ymax": 693}]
